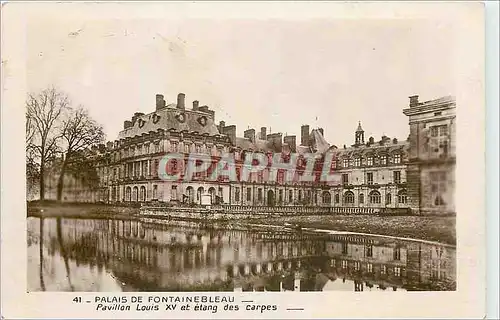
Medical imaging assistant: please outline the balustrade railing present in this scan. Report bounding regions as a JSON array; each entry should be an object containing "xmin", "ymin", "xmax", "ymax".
[{"xmin": 141, "ymin": 203, "xmax": 412, "ymax": 216}]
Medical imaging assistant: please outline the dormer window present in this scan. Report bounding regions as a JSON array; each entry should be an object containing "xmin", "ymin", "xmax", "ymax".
[
  {"xmin": 393, "ymin": 154, "xmax": 401, "ymax": 164},
  {"xmin": 138, "ymin": 118, "xmax": 146, "ymax": 128},
  {"xmin": 354, "ymin": 157, "xmax": 361, "ymax": 167},
  {"xmin": 198, "ymin": 116, "xmax": 207, "ymax": 126},
  {"xmin": 380, "ymin": 155, "xmax": 387, "ymax": 165},
  {"xmin": 176, "ymin": 113, "xmax": 186, "ymax": 123},
  {"xmin": 152, "ymin": 114, "xmax": 161, "ymax": 124},
  {"xmin": 343, "ymin": 159, "xmax": 349, "ymax": 168}
]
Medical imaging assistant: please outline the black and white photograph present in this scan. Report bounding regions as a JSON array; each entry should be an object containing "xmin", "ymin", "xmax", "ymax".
[{"xmin": 1, "ymin": 1, "xmax": 490, "ymax": 319}]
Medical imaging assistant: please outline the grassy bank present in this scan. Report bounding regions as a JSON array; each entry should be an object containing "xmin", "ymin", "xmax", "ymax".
[
  {"xmin": 250, "ymin": 215, "xmax": 456, "ymax": 245},
  {"xmin": 27, "ymin": 201, "xmax": 139, "ymax": 220}
]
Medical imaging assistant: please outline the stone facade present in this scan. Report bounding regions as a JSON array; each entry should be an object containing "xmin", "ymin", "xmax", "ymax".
[
  {"xmin": 403, "ymin": 95, "xmax": 456, "ymax": 215},
  {"xmin": 40, "ymin": 92, "xmax": 455, "ymax": 215}
]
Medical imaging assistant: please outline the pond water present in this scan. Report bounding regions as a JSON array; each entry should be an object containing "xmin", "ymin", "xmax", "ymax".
[{"xmin": 27, "ymin": 217, "xmax": 456, "ymax": 292}]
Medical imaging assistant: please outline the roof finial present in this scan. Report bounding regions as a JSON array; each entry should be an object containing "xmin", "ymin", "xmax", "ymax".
[{"xmin": 356, "ymin": 121, "xmax": 364, "ymax": 132}]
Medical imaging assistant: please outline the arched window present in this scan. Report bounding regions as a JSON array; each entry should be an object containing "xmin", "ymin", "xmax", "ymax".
[
  {"xmin": 132, "ymin": 186, "xmax": 139, "ymax": 202},
  {"xmin": 125, "ymin": 187, "xmax": 131, "ymax": 202},
  {"xmin": 197, "ymin": 187, "xmax": 204, "ymax": 203},
  {"xmin": 359, "ymin": 193, "xmax": 364, "ymax": 204},
  {"xmin": 386, "ymin": 193, "xmax": 392, "ymax": 204},
  {"xmin": 398, "ymin": 190, "xmax": 408, "ymax": 204},
  {"xmin": 140, "ymin": 186, "xmax": 146, "ymax": 202},
  {"xmin": 369, "ymin": 190, "xmax": 381, "ymax": 204},
  {"xmin": 208, "ymin": 187, "xmax": 216, "ymax": 202},
  {"xmin": 186, "ymin": 186, "xmax": 194, "ymax": 203},
  {"xmin": 322, "ymin": 191, "xmax": 332, "ymax": 204},
  {"xmin": 344, "ymin": 191, "xmax": 355, "ymax": 204}
]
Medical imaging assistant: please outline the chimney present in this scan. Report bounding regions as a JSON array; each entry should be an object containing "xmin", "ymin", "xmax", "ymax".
[
  {"xmin": 318, "ymin": 128, "xmax": 324, "ymax": 136},
  {"xmin": 409, "ymin": 95, "xmax": 419, "ymax": 107},
  {"xmin": 223, "ymin": 125, "xmax": 237, "ymax": 146},
  {"xmin": 260, "ymin": 127, "xmax": 267, "ymax": 140},
  {"xmin": 219, "ymin": 121, "xmax": 226, "ymax": 133},
  {"xmin": 177, "ymin": 93, "xmax": 185, "ymax": 109},
  {"xmin": 244, "ymin": 128, "xmax": 256, "ymax": 143},
  {"xmin": 156, "ymin": 94, "xmax": 165, "ymax": 110},
  {"xmin": 284, "ymin": 135, "xmax": 297, "ymax": 153},
  {"xmin": 192, "ymin": 100, "xmax": 199, "ymax": 111},
  {"xmin": 301, "ymin": 125, "xmax": 310, "ymax": 146},
  {"xmin": 199, "ymin": 105, "xmax": 209, "ymax": 113}
]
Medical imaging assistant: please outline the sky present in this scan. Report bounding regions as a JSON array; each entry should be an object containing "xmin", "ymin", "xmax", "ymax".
[{"xmin": 26, "ymin": 8, "xmax": 456, "ymax": 147}]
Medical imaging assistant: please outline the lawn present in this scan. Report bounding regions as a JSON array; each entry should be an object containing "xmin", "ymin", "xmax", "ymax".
[{"xmin": 250, "ymin": 215, "xmax": 456, "ymax": 245}]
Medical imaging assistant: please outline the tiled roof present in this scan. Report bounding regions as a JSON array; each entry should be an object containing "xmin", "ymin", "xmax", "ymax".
[
  {"xmin": 117, "ymin": 106, "xmax": 220, "ymax": 140},
  {"xmin": 420, "ymin": 95, "xmax": 455, "ymax": 107},
  {"xmin": 328, "ymin": 140, "xmax": 409, "ymax": 157},
  {"xmin": 235, "ymin": 137, "xmax": 274, "ymax": 152}
]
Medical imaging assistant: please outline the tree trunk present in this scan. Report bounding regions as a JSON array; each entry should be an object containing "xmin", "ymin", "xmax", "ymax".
[
  {"xmin": 56, "ymin": 155, "xmax": 69, "ymax": 201},
  {"xmin": 39, "ymin": 159, "xmax": 45, "ymax": 200}
]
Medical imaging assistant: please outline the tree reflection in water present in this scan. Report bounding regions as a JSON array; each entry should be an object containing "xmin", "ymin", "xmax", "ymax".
[
  {"xmin": 56, "ymin": 217, "xmax": 74, "ymax": 291},
  {"xmin": 39, "ymin": 218, "xmax": 45, "ymax": 291}
]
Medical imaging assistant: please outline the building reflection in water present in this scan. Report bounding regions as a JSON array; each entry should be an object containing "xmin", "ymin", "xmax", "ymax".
[{"xmin": 27, "ymin": 217, "xmax": 456, "ymax": 292}]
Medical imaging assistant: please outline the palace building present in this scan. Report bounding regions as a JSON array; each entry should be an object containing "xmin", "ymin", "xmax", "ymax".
[{"xmin": 42, "ymin": 93, "xmax": 456, "ymax": 215}]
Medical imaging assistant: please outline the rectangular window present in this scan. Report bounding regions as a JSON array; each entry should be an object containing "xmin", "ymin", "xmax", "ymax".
[
  {"xmin": 257, "ymin": 188, "xmax": 263, "ymax": 201},
  {"xmin": 381, "ymin": 265, "xmax": 387, "ymax": 275},
  {"xmin": 279, "ymin": 189, "xmax": 283, "ymax": 202},
  {"xmin": 289, "ymin": 190, "xmax": 293, "ymax": 202},
  {"xmin": 394, "ymin": 267, "xmax": 401, "ymax": 277},
  {"xmin": 394, "ymin": 171, "xmax": 401, "ymax": 184},
  {"xmin": 393, "ymin": 247, "xmax": 401, "ymax": 261},
  {"xmin": 153, "ymin": 185, "xmax": 158, "ymax": 199},
  {"xmin": 354, "ymin": 158, "xmax": 361, "ymax": 166},
  {"xmin": 246, "ymin": 188, "xmax": 252, "ymax": 201},
  {"xmin": 367, "ymin": 263, "xmax": 373, "ymax": 273},
  {"xmin": 439, "ymin": 125, "xmax": 448, "ymax": 136},
  {"xmin": 354, "ymin": 261, "xmax": 360, "ymax": 271},
  {"xmin": 367, "ymin": 157, "xmax": 373, "ymax": 166},
  {"xmin": 342, "ymin": 174, "xmax": 349, "ymax": 185},
  {"xmin": 393, "ymin": 154, "xmax": 401, "ymax": 164},
  {"xmin": 342, "ymin": 260, "xmax": 348, "ymax": 269},
  {"xmin": 171, "ymin": 186, "xmax": 177, "ymax": 201},
  {"xmin": 343, "ymin": 159, "xmax": 349, "ymax": 168},
  {"xmin": 380, "ymin": 155, "xmax": 387, "ymax": 165},
  {"xmin": 342, "ymin": 242, "xmax": 348, "ymax": 254},
  {"xmin": 366, "ymin": 245, "xmax": 373, "ymax": 257},
  {"xmin": 235, "ymin": 187, "xmax": 240, "ymax": 201},
  {"xmin": 430, "ymin": 171, "xmax": 447, "ymax": 206},
  {"xmin": 367, "ymin": 172, "xmax": 373, "ymax": 185},
  {"xmin": 170, "ymin": 142, "xmax": 178, "ymax": 152}
]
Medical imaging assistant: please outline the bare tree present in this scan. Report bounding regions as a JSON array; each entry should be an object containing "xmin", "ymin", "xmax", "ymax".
[
  {"xmin": 26, "ymin": 88, "xmax": 69, "ymax": 200},
  {"xmin": 57, "ymin": 106, "xmax": 105, "ymax": 201}
]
